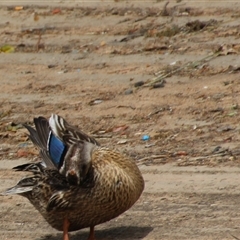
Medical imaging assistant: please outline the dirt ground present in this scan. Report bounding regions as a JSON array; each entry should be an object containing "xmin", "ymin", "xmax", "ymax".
[{"xmin": 1, "ymin": 1, "xmax": 240, "ymax": 239}]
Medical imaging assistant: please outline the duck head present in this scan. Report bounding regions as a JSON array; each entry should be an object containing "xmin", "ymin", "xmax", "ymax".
[{"xmin": 59, "ymin": 141, "xmax": 95, "ymax": 185}]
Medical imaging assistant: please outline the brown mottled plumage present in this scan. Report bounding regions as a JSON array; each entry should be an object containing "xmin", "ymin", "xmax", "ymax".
[{"xmin": 2, "ymin": 114, "xmax": 144, "ymax": 240}]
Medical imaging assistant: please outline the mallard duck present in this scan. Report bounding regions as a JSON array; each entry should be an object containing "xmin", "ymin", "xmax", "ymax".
[{"xmin": 2, "ymin": 114, "xmax": 144, "ymax": 240}]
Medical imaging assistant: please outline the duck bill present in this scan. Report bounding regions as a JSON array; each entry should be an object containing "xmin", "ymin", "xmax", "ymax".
[{"xmin": 66, "ymin": 169, "xmax": 81, "ymax": 185}]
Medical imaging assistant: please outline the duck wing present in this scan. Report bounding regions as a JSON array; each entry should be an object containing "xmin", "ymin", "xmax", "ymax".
[
  {"xmin": 49, "ymin": 114, "xmax": 99, "ymax": 146},
  {"xmin": 24, "ymin": 114, "xmax": 98, "ymax": 185},
  {"xmin": 23, "ymin": 118, "xmax": 56, "ymax": 169},
  {"xmin": 2, "ymin": 162, "xmax": 69, "ymax": 197},
  {"xmin": 2, "ymin": 163, "xmax": 44, "ymax": 195}
]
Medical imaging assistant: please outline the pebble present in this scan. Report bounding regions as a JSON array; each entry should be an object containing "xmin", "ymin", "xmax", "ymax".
[
  {"xmin": 134, "ymin": 81, "xmax": 144, "ymax": 87},
  {"xmin": 124, "ymin": 89, "xmax": 133, "ymax": 95},
  {"xmin": 117, "ymin": 139, "xmax": 128, "ymax": 145}
]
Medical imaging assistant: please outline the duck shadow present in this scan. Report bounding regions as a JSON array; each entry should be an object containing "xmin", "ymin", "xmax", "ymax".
[{"xmin": 39, "ymin": 226, "xmax": 153, "ymax": 240}]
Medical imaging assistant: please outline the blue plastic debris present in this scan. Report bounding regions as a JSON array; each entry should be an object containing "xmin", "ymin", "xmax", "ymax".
[{"xmin": 142, "ymin": 135, "xmax": 150, "ymax": 141}]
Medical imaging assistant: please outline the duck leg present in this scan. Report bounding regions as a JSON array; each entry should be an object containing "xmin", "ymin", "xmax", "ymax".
[
  {"xmin": 87, "ymin": 226, "xmax": 95, "ymax": 240},
  {"xmin": 63, "ymin": 218, "xmax": 70, "ymax": 240}
]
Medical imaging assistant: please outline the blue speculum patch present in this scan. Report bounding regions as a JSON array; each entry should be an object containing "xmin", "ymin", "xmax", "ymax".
[{"xmin": 48, "ymin": 132, "xmax": 67, "ymax": 168}]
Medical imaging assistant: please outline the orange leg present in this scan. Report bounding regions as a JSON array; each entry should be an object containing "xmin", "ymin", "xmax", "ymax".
[
  {"xmin": 63, "ymin": 218, "xmax": 70, "ymax": 240},
  {"xmin": 87, "ymin": 226, "xmax": 95, "ymax": 240}
]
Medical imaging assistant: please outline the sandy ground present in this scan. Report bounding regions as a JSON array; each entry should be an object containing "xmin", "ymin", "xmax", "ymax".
[{"xmin": 1, "ymin": 1, "xmax": 240, "ymax": 239}]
